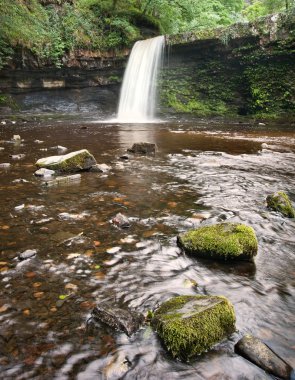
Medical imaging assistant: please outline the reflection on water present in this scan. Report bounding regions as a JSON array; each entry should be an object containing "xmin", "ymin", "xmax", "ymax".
[{"xmin": 0, "ymin": 119, "xmax": 294, "ymax": 379}]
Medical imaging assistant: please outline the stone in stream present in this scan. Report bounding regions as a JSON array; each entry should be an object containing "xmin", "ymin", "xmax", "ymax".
[
  {"xmin": 177, "ymin": 222, "xmax": 258, "ymax": 261},
  {"xmin": 266, "ymin": 191, "xmax": 295, "ymax": 218},
  {"xmin": 91, "ymin": 303, "xmax": 144, "ymax": 336},
  {"xmin": 18, "ymin": 249, "xmax": 37, "ymax": 261},
  {"xmin": 112, "ymin": 213, "xmax": 131, "ymax": 228},
  {"xmin": 34, "ymin": 168, "xmax": 56, "ymax": 177},
  {"xmin": 151, "ymin": 295, "xmax": 236, "ymax": 361},
  {"xmin": 127, "ymin": 142, "xmax": 156, "ymax": 155},
  {"xmin": 43, "ymin": 174, "xmax": 81, "ymax": 187},
  {"xmin": 35, "ymin": 149, "xmax": 96, "ymax": 173},
  {"xmin": 90, "ymin": 163, "xmax": 111, "ymax": 173},
  {"xmin": 235, "ymin": 335, "xmax": 294, "ymax": 379}
]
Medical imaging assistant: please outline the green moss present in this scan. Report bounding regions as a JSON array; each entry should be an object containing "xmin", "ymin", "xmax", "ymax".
[
  {"xmin": 266, "ymin": 191, "xmax": 295, "ymax": 218},
  {"xmin": 152, "ymin": 295, "xmax": 236, "ymax": 361},
  {"xmin": 177, "ymin": 223, "xmax": 258, "ymax": 261}
]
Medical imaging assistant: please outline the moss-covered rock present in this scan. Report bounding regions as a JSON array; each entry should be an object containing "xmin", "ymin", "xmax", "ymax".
[
  {"xmin": 152, "ymin": 295, "xmax": 235, "ymax": 361},
  {"xmin": 266, "ymin": 191, "xmax": 295, "ymax": 218},
  {"xmin": 177, "ymin": 223, "xmax": 258, "ymax": 261},
  {"xmin": 36, "ymin": 149, "xmax": 96, "ymax": 173}
]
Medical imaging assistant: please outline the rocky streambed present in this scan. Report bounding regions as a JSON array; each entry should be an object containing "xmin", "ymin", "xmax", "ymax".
[{"xmin": 0, "ymin": 117, "xmax": 294, "ymax": 379}]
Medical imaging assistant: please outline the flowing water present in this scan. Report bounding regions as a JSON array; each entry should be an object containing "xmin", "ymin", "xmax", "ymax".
[
  {"xmin": 0, "ymin": 118, "xmax": 295, "ymax": 379},
  {"xmin": 117, "ymin": 36, "xmax": 165, "ymax": 123}
]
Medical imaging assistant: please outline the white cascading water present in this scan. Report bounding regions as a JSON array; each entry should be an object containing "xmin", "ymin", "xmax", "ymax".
[{"xmin": 117, "ymin": 35, "xmax": 165, "ymax": 123}]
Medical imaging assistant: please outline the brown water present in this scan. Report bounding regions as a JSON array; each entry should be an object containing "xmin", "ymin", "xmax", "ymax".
[{"xmin": 0, "ymin": 118, "xmax": 294, "ymax": 379}]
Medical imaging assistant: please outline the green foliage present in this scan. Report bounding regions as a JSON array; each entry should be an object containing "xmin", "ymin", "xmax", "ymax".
[{"xmin": 243, "ymin": 0, "xmax": 295, "ymax": 21}]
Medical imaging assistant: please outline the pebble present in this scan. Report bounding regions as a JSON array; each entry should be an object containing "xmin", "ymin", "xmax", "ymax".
[
  {"xmin": 15, "ymin": 204, "xmax": 25, "ymax": 211},
  {"xmin": 10, "ymin": 154, "xmax": 26, "ymax": 160},
  {"xmin": 0, "ymin": 163, "xmax": 10, "ymax": 168},
  {"xmin": 34, "ymin": 168, "xmax": 55, "ymax": 177},
  {"xmin": 18, "ymin": 249, "xmax": 37, "ymax": 261},
  {"xmin": 106, "ymin": 246, "xmax": 121, "ymax": 254}
]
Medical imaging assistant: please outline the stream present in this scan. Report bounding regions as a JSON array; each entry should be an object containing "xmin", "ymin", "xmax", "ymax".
[{"xmin": 0, "ymin": 116, "xmax": 294, "ymax": 379}]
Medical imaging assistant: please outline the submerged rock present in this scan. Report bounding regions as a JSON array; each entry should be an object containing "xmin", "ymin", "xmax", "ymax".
[
  {"xmin": 235, "ymin": 335, "xmax": 293, "ymax": 379},
  {"xmin": 43, "ymin": 174, "xmax": 81, "ymax": 187},
  {"xmin": 266, "ymin": 191, "xmax": 295, "ymax": 218},
  {"xmin": 152, "ymin": 295, "xmax": 236, "ymax": 361},
  {"xmin": 36, "ymin": 149, "xmax": 96, "ymax": 173},
  {"xmin": 112, "ymin": 213, "xmax": 131, "ymax": 228},
  {"xmin": 127, "ymin": 142, "xmax": 156, "ymax": 155},
  {"xmin": 91, "ymin": 303, "xmax": 144, "ymax": 336},
  {"xmin": 177, "ymin": 222, "xmax": 258, "ymax": 261}
]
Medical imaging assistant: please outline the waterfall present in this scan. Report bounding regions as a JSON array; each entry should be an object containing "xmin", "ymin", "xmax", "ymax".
[{"xmin": 117, "ymin": 35, "xmax": 165, "ymax": 123}]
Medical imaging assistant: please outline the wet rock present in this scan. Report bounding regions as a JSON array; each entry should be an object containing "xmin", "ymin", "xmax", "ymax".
[
  {"xmin": 15, "ymin": 204, "xmax": 25, "ymax": 211},
  {"xmin": 111, "ymin": 213, "xmax": 131, "ymax": 228},
  {"xmin": 127, "ymin": 142, "xmax": 156, "ymax": 155},
  {"xmin": 18, "ymin": 249, "xmax": 37, "ymax": 261},
  {"xmin": 0, "ymin": 163, "xmax": 10, "ymax": 168},
  {"xmin": 91, "ymin": 303, "xmax": 144, "ymax": 336},
  {"xmin": 10, "ymin": 154, "xmax": 25, "ymax": 160},
  {"xmin": 36, "ymin": 149, "xmax": 96, "ymax": 173},
  {"xmin": 266, "ymin": 191, "xmax": 295, "ymax": 218},
  {"xmin": 152, "ymin": 295, "xmax": 236, "ymax": 361},
  {"xmin": 12, "ymin": 135, "xmax": 21, "ymax": 141},
  {"xmin": 90, "ymin": 163, "xmax": 111, "ymax": 173},
  {"xmin": 43, "ymin": 174, "xmax": 81, "ymax": 187},
  {"xmin": 34, "ymin": 168, "xmax": 56, "ymax": 177},
  {"xmin": 177, "ymin": 222, "xmax": 258, "ymax": 261},
  {"xmin": 235, "ymin": 335, "xmax": 293, "ymax": 379}
]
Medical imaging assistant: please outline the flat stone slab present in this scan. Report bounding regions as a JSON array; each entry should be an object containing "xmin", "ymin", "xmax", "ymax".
[
  {"xmin": 152, "ymin": 295, "xmax": 236, "ymax": 361},
  {"xmin": 36, "ymin": 149, "xmax": 96, "ymax": 173},
  {"xmin": 177, "ymin": 222, "xmax": 258, "ymax": 261}
]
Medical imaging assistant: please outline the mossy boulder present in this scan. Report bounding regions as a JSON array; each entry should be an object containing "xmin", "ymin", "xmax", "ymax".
[
  {"xmin": 152, "ymin": 295, "xmax": 235, "ymax": 361},
  {"xmin": 35, "ymin": 149, "xmax": 96, "ymax": 173},
  {"xmin": 266, "ymin": 191, "xmax": 295, "ymax": 218},
  {"xmin": 177, "ymin": 223, "xmax": 258, "ymax": 261}
]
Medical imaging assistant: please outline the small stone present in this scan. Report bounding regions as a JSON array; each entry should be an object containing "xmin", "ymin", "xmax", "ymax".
[
  {"xmin": 106, "ymin": 246, "xmax": 121, "ymax": 254},
  {"xmin": 10, "ymin": 154, "xmax": 25, "ymax": 160},
  {"xmin": 0, "ymin": 163, "xmax": 10, "ymax": 168},
  {"xmin": 34, "ymin": 168, "xmax": 55, "ymax": 177},
  {"xmin": 235, "ymin": 335, "xmax": 293, "ymax": 380},
  {"xmin": 90, "ymin": 163, "xmax": 111, "ymax": 173},
  {"xmin": 34, "ymin": 140, "xmax": 44, "ymax": 144},
  {"xmin": 12, "ymin": 135, "xmax": 21, "ymax": 141},
  {"xmin": 91, "ymin": 303, "xmax": 144, "ymax": 336},
  {"xmin": 18, "ymin": 249, "xmax": 37, "ymax": 261},
  {"xmin": 111, "ymin": 213, "xmax": 131, "ymax": 229},
  {"xmin": 15, "ymin": 204, "xmax": 25, "ymax": 211}
]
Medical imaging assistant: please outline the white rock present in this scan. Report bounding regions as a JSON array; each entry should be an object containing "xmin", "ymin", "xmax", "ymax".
[{"xmin": 34, "ymin": 168, "xmax": 55, "ymax": 177}]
